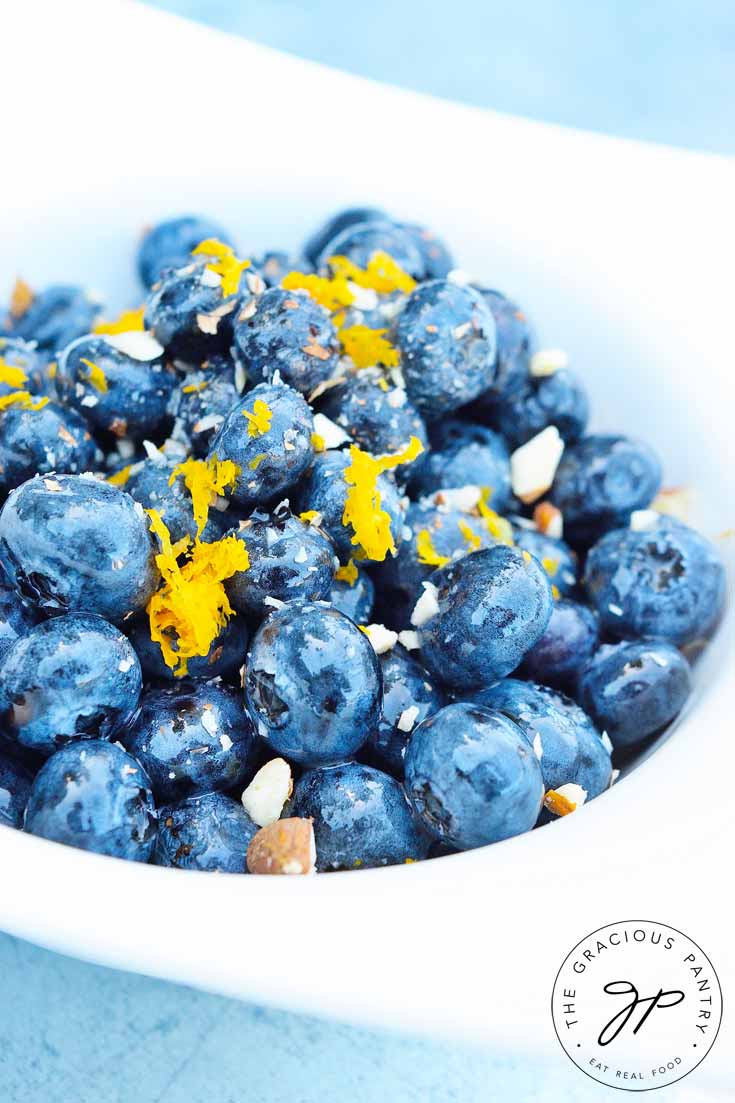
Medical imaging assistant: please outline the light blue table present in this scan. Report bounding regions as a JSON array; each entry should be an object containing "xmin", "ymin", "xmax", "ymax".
[{"xmin": 2, "ymin": 4, "xmax": 733, "ymax": 1100}]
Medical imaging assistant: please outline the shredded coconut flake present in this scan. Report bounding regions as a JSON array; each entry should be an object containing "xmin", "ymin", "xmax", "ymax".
[
  {"xmin": 510, "ymin": 426, "xmax": 564, "ymax": 504},
  {"xmin": 362, "ymin": 623, "xmax": 398, "ymax": 654},
  {"xmin": 241, "ymin": 758, "xmax": 293, "ymax": 827},
  {"xmin": 105, "ymin": 331, "xmax": 164, "ymax": 361},
  {"xmin": 397, "ymin": 705, "xmax": 420, "ymax": 733},
  {"xmin": 530, "ymin": 348, "xmax": 569, "ymax": 377},
  {"xmin": 410, "ymin": 582, "xmax": 440, "ymax": 627},
  {"xmin": 397, "ymin": 629, "xmax": 420, "ymax": 651},
  {"xmin": 312, "ymin": 411, "xmax": 349, "ymax": 449}
]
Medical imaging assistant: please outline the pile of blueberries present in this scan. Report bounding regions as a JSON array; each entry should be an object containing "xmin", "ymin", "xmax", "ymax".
[{"xmin": 0, "ymin": 207, "xmax": 727, "ymax": 875}]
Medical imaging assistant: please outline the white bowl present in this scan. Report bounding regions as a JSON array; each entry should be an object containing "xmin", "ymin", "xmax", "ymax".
[{"xmin": 2, "ymin": 0, "xmax": 734, "ymax": 1080}]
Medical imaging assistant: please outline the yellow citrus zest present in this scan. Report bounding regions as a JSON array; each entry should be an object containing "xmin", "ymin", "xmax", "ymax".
[
  {"xmin": 0, "ymin": 359, "xmax": 29, "ymax": 389},
  {"xmin": 168, "ymin": 455, "xmax": 241, "ymax": 537},
  {"xmin": 457, "ymin": 519, "xmax": 481, "ymax": 552},
  {"xmin": 248, "ymin": 453, "xmax": 268, "ymax": 470},
  {"xmin": 146, "ymin": 509, "xmax": 250, "ymax": 677},
  {"xmin": 80, "ymin": 358, "xmax": 108, "ymax": 393},
  {"xmin": 543, "ymin": 789, "xmax": 577, "ymax": 816},
  {"xmin": 93, "ymin": 306, "xmax": 145, "ymax": 334},
  {"xmin": 107, "ymin": 464, "xmax": 133, "ymax": 487},
  {"xmin": 338, "ymin": 325, "xmax": 400, "ymax": 369},
  {"xmin": 342, "ymin": 436, "xmax": 424, "ymax": 561},
  {"xmin": 9, "ymin": 278, "xmax": 34, "ymax": 319},
  {"xmin": 416, "ymin": 529, "xmax": 450, "ymax": 568},
  {"xmin": 541, "ymin": 556, "xmax": 559, "ymax": 577},
  {"xmin": 182, "ymin": 379, "xmax": 209, "ymax": 394},
  {"xmin": 477, "ymin": 487, "xmax": 514, "ymax": 545},
  {"xmin": 327, "ymin": 251, "xmax": 416, "ymax": 295},
  {"xmin": 311, "ymin": 431, "xmax": 326, "ymax": 452},
  {"xmin": 281, "ymin": 271, "xmax": 354, "ymax": 313},
  {"xmin": 242, "ymin": 398, "xmax": 273, "ymax": 438},
  {"xmin": 299, "ymin": 510, "xmax": 320, "ymax": 524},
  {"xmin": 193, "ymin": 238, "xmax": 251, "ymax": 296},
  {"xmin": 0, "ymin": 391, "xmax": 49, "ymax": 412},
  {"xmin": 334, "ymin": 559, "xmax": 359, "ymax": 585}
]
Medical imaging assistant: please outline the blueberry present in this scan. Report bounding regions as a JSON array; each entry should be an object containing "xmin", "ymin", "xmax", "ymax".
[
  {"xmin": 154, "ymin": 791, "xmax": 258, "ymax": 872},
  {"xmin": 550, "ymin": 434, "xmax": 662, "ymax": 547},
  {"xmin": 123, "ymin": 681, "xmax": 256, "ymax": 803},
  {"xmin": 168, "ymin": 366, "xmax": 241, "ymax": 457},
  {"xmin": 6, "ymin": 285, "xmax": 102, "ymax": 355},
  {"xmin": 318, "ymin": 370, "xmax": 428, "ymax": 463},
  {"xmin": 126, "ymin": 614, "xmax": 249, "ymax": 686},
  {"xmin": 578, "ymin": 639, "xmax": 692, "ymax": 749},
  {"xmin": 417, "ymin": 545, "xmax": 553, "ymax": 690},
  {"xmin": 0, "ymin": 474, "xmax": 158, "ymax": 621},
  {"xmin": 584, "ymin": 516, "xmax": 726, "ymax": 647},
  {"xmin": 511, "ymin": 527, "xmax": 579, "ymax": 596},
  {"xmin": 372, "ymin": 499, "xmax": 494, "ymax": 629},
  {"xmin": 0, "ymin": 401, "xmax": 98, "ymax": 495},
  {"xmin": 409, "ymin": 418, "xmax": 510, "ymax": 508},
  {"xmin": 468, "ymin": 678, "xmax": 612, "ymax": 799},
  {"xmin": 484, "ymin": 368, "xmax": 589, "ymax": 450},
  {"xmin": 394, "ymin": 280, "xmax": 497, "ymax": 416},
  {"xmin": 232, "ymin": 287, "xmax": 339, "ymax": 396},
  {"xmin": 145, "ymin": 258, "xmax": 257, "ymax": 363},
  {"xmin": 315, "ymin": 220, "xmax": 425, "ymax": 280},
  {"xmin": 0, "ymin": 574, "xmax": 37, "ymax": 664},
  {"xmin": 244, "ymin": 601, "xmax": 381, "ymax": 767},
  {"xmin": 137, "ymin": 215, "xmax": 235, "ymax": 289},
  {"xmin": 303, "ymin": 207, "xmax": 388, "ymax": 267},
  {"xmin": 0, "ymin": 337, "xmax": 46, "ymax": 396},
  {"xmin": 474, "ymin": 290, "xmax": 533, "ymax": 404},
  {"xmin": 521, "ymin": 599, "xmax": 599, "ymax": 689},
  {"xmin": 207, "ymin": 381, "xmax": 314, "ymax": 510},
  {"xmin": 126, "ymin": 458, "xmax": 231, "ymax": 544},
  {"xmin": 327, "ymin": 564, "xmax": 374, "ymax": 624},
  {"xmin": 23, "ymin": 740, "xmax": 157, "ymax": 860},
  {"xmin": 294, "ymin": 449, "xmax": 405, "ymax": 562},
  {"xmin": 226, "ymin": 504, "xmax": 335, "ymax": 617},
  {"xmin": 404, "ymin": 702, "xmax": 544, "ymax": 849},
  {"xmin": 0, "ymin": 612, "xmax": 142, "ymax": 758},
  {"xmin": 291, "ymin": 761, "xmax": 430, "ymax": 869},
  {"xmin": 56, "ymin": 333, "xmax": 175, "ymax": 440},
  {"xmin": 365, "ymin": 645, "xmax": 445, "ymax": 776},
  {"xmin": 0, "ymin": 749, "xmax": 33, "ymax": 829},
  {"xmin": 398, "ymin": 223, "xmax": 455, "ymax": 279}
]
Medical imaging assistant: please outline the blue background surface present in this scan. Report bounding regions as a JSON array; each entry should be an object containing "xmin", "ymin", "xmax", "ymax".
[{"xmin": 2, "ymin": 3, "xmax": 733, "ymax": 1101}]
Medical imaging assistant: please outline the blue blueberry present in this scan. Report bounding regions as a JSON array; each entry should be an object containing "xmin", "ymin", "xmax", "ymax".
[
  {"xmin": 584, "ymin": 516, "xmax": 726, "ymax": 647},
  {"xmin": 291, "ymin": 761, "xmax": 430, "ymax": 869},
  {"xmin": 409, "ymin": 418, "xmax": 510, "ymax": 508},
  {"xmin": 318, "ymin": 370, "xmax": 428, "ymax": 464},
  {"xmin": 126, "ymin": 458, "xmax": 231, "ymax": 544},
  {"xmin": 327, "ymin": 563, "xmax": 374, "ymax": 624},
  {"xmin": 484, "ymin": 368, "xmax": 589, "ymax": 450},
  {"xmin": 372, "ymin": 499, "xmax": 494, "ymax": 629},
  {"xmin": 23, "ymin": 739, "xmax": 157, "ymax": 860},
  {"xmin": 303, "ymin": 207, "xmax": 388, "ymax": 267},
  {"xmin": 168, "ymin": 366, "xmax": 241, "ymax": 456},
  {"xmin": 0, "ymin": 612, "xmax": 142, "ymax": 758},
  {"xmin": 521, "ymin": 599, "xmax": 599, "ymax": 689},
  {"xmin": 550, "ymin": 434, "xmax": 662, "ymax": 547},
  {"xmin": 56, "ymin": 333, "xmax": 176, "ymax": 440},
  {"xmin": 399, "ymin": 223, "xmax": 455, "ymax": 279},
  {"xmin": 404, "ymin": 702, "xmax": 544, "ymax": 849},
  {"xmin": 232, "ymin": 287, "xmax": 339, "ymax": 396},
  {"xmin": 145, "ymin": 257, "xmax": 258, "ymax": 363},
  {"xmin": 0, "ymin": 574, "xmax": 37, "ymax": 664},
  {"xmin": 468, "ymin": 678, "xmax": 612, "ymax": 799},
  {"xmin": 474, "ymin": 289, "xmax": 533, "ymax": 404},
  {"xmin": 417, "ymin": 545, "xmax": 553, "ymax": 690},
  {"xmin": 226, "ymin": 504, "xmax": 335, "ymax": 617},
  {"xmin": 394, "ymin": 280, "xmax": 497, "ymax": 416},
  {"xmin": 123, "ymin": 681, "xmax": 256, "ymax": 803},
  {"xmin": 0, "ymin": 337, "xmax": 46, "ymax": 396},
  {"xmin": 294, "ymin": 449, "xmax": 405, "ymax": 561},
  {"xmin": 578, "ymin": 639, "xmax": 692, "ymax": 749},
  {"xmin": 244, "ymin": 601, "xmax": 382, "ymax": 767},
  {"xmin": 126, "ymin": 613, "xmax": 249, "ymax": 686},
  {"xmin": 0, "ymin": 474, "xmax": 158, "ymax": 621},
  {"xmin": 0, "ymin": 749, "xmax": 33, "ymax": 828},
  {"xmin": 208, "ymin": 381, "xmax": 314, "ymax": 510},
  {"xmin": 511, "ymin": 527, "xmax": 579, "ymax": 596},
  {"xmin": 316, "ymin": 220, "xmax": 425, "ymax": 280},
  {"xmin": 154, "ymin": 790, "xmax": 258, "ymax": 872},
  {"xmin": 365, "ymin": 645, "xmax": 445, "ymax": 776},
  {"xmin": 6, "ymin": 285, "xmax": 102, "ymax": 355},
  {"xmin": 137, "ymin": 215, "xmax": 235, "ymax": 289},
  {"xmin": 0, "ymin": 401, "xmax": 98, "ymax": 495}
]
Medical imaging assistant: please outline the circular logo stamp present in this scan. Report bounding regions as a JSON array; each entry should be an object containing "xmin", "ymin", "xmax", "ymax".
[{"xmin": 551, "ymin": 921, "xmax": 722, "ymax": 1092}]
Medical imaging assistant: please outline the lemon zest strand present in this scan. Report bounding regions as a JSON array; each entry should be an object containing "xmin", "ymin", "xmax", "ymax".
[
  {"xmin": 457, "ymin": 519, "xmax": 481, "ymax": 552},
  {"xmin": 334, "ymin": 559, "xmax": 359, "ymax": 585},
  {"xmin": 0, "ymin": 359, "xmax": 29, "ymax": 389},
  {"xmin": 342, "ymin": 436, "xmax": 424, "ymax": 562},
  {"xmin": 281, "ymin": 271, "xmax": 354, "ymax": 312},
  {"xmin": 169, "ymin": 455, "xmax": 241, "ymax": 537},
  {"xmin": 192, "ymin": 238, "xmax": 251, "ymax": 297},
  {"xmin": 327, "ymin": 251, "xmax": 416, "ymax": 295},
  {"xmin": 338, "ymin": 325, "xmax": 400, "ymax": 369},
  {"xmin": 107, "ymin": 465, "xmax": 133, "ymax": 487},
  {"xmin": 94, "ymin": 306, "xmax": 145, "ymax": 334},
  {"xmin": 0, "ymin": 391, "xmax": 49, "ymax": 412},
  {"xmin": 477, "ymin": 487, "xmax": 514, "ymax": 545},
  {"xmin": 416, "ymin": 529, "xmax": 450, "ymax": 568},
  {"xmin": 80, "ymin": 358, "xmax": 108, "ymax": 393},
  {"xmin": 242, "ymin": 398, "xmax": 273, "ymax": 438}
]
